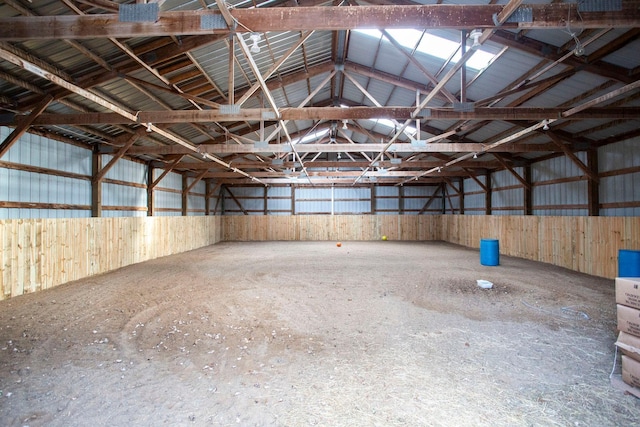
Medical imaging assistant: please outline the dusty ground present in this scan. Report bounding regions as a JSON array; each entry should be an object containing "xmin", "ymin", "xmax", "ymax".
[{"xmin": 0, "ymin": 240, "xmax": 638, "ymax": 426}]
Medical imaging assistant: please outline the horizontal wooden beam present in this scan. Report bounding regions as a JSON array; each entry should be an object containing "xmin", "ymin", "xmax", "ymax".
[
  {"xmin": 13, "ymin": 107, "xmax": 640, "ymax": 126},
  {"xmin": 126, "ymin": 142, "xmax": 559, "ymax": 155},
  {"xmin": 1, "ymin": 4, "xmax": 638, "ymax": 40},
  {"xmin": 171, "ymin": 159, "xmax": 501, "ymax": 170}
]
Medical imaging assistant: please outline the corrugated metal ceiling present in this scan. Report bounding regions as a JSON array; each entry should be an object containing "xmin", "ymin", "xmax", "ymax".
[{"xmin": 0, "ymin": 0, "xmax": 638, "ymax": 186}]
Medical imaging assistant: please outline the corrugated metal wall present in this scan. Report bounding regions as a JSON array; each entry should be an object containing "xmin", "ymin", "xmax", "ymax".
[
  {"xmin": 404, "ymin": 185, "xmax": 442, "ymax": 215},
  {"xmin": 153, "ymin": 169, "xmax": 182, "ymax": 216},
  {"xmin": 374, "ymin": 185, "xmax": 399, "ymax": 214},
  {"xmin": 491, "ymin": 168, "xmax": 524, "ymax": 215},
  {"xmin": 187, "ymin": 178, "xmax": 206, "ymax": 216},
  {"xmin": 463, "ymin": 175, "xmax": 487, "ymax": 215},
  {"xmin": 600, "ymin": 138, "xmax": 640, "ymax": 216},
  {"xmin": 1, "ymin": 128, "xmax": 639, "ymax": 219},
  {"xmin": 102, "ymin": 155, "xmax": 147, "ymax": 217},
  {"xmin": 532, "ymin": 152, "xmax": 589, "ymax": 216},
  {"xmin": 221, "ymin": 185, "xmax": 442, "ymax": 215},
  {"xmin": 266, "ymin": 186, "xmax": 291, "ymax": 215},
  {"xmin": 0, "ymin": 127, "xmax": 91, "ymax": 218}
]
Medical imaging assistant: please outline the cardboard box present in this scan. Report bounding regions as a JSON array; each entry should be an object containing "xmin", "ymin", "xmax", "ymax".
[
  {"xmin": 617, "ymin": 304, "xmax": 640, "ymax": 337},
  {"xmin": 616, "ymin": 331, "xmax": 640, "ymax": 363},
  {"xmin": 622, "ymin": 355, "xmax": 640, "ymax": 389},
  {"xmin": 616, "ymin": 277, "xmax": 640, "ymax": 310}
]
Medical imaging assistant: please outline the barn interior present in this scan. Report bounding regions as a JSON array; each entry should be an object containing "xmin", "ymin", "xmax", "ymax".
[{"xmin": 1, "ymin": 0, "xmax": 640, "ymax": 425}]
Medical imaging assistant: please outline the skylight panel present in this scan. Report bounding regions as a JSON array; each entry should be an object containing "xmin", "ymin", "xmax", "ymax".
[
  {"xmin": 354, "ymin": 28, "xmax": 495, "ymax": 71},
  {"xmin": 374, "ymin": 119, "xmax": 417, "ymax": 138},
  {"xmin": 291, "ymin": 128, "xmax": 329, "ymax": 145}
]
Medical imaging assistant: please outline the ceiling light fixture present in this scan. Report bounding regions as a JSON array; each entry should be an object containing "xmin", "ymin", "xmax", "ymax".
[
  {"xmin": 249, "ymin": 33, "xmax": 261, "ymax": 54},
  {"xmin": 542, "ymin": 119, "xmax": 550, "ymax": 131},
  {"xmin": 470, "ymin": 29, "xmax": 483, "ymax": 49},
  {"xmin": 342, "ymin": 119, "xmax": 348, "ymax": 130},
  {"xmin": 146, "ymin": 122, "xmax": 152, "ymax": 132},
  {"xmin": 473, "ymin": 153, "xmax": 478, "ymax": 159},
  {"xmin": 337, "ymin": 152, "xmax": 342, "ymax": 160}
]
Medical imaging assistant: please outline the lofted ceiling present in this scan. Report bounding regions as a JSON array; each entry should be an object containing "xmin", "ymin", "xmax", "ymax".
[{"xmin": 0, "ymin": 0, "xmax": 639, "ymax": 187}]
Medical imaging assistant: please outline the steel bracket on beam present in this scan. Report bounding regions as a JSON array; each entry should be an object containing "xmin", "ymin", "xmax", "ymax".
[
  {"xmin": 200, "ymin": 14, "xmax": 227, "ymax": 30},
  {"xmin": 453, "ymin": 102, "xmax": 475, "ymax": 112},
  {"xmin": 119, "ymin": 4, "xmax": 159, "ymax": 22},
  {"xmin": 220, "ymin": 104, "xmax": 241, "ymax": 115},
  {"xmin": 411, "ymin": 140, "xmax": 427, "ymax": 148},
  {"xmin": 494, "ymin": 6, "xmax": 532, "ymax": 24}
]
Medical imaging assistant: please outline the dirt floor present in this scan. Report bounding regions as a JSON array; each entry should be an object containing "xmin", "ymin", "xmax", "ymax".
[{"xmin": 0, "ymin": 240, "xmax": 639, "ymax": 426}]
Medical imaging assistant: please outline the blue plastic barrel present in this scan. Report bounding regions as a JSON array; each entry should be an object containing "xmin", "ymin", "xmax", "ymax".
[
  {"xmin": 480, "ymin": 239, "xmax": 500, "ymax": 266},
  {"xmin": 619, "ymin": 249, "xmax": 640, "ymax": 277}
]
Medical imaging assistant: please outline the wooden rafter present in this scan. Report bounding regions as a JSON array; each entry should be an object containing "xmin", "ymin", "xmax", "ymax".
[
  {"xmin": 0, "ymin": 95, "xmax": 53, "ymax": 158},
  {"xmin": 1, "ymin": 4, "xmax": 638, "ymax": 40},
  {"xmin": 13, "ymin": 106, "xmax": 640, "ymax": 126}
]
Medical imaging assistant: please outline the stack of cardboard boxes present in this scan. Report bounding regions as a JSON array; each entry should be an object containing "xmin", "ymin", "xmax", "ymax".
[{"xmin": 615, "ymin": 277, "xmax": 640, "ymax": 390}]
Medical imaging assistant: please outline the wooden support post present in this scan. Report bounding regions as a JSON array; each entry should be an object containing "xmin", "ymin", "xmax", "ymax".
[
  {"xmin": 228, "ymin": 34, "xmax": 235, "ymax": 105},
  {"xmin": 524, "ymin": 165, "xmax": 532, "ymax": 215},
  {"xmin": 291, "ymin": 185, "xmax": 296, "ymax": 215},
  {"xmin": 205, "ymin": 180, "xmax": 211, "ymax": 216},
  {"xmin": 459, "ymin": 177, "xmax": 465, "ymax": 215},
  {"xmin": 147, "ymin": 164, "xmax": 154, "ymax": 216},
  {"xmin": 91, "ymin": 148, "xmax": 102, "ymax": 217},
  {"xmin": 399, "ymin": 185, "xmax": 405, "ymax": 214},
  {"xmin": 370, "ymin": 184, "xmax": 375, "ymax": 214},
  {"xmin": 263, "ymin": 186, "xmax": 268, "ymax": 215},
  {"xmin": 588, "ymin": 148, "xmax": 600, "ymax": 216},
  {"xmin": 485, "ymin": 171, "xmax": 492, "ymax": 215},
  {"xmin": 182, "ymin": 174, "xmax": 188, "ymax": 216},
  {"xmin": 220, "ymin": 185, "xmax": 226, "ymax": 215}
]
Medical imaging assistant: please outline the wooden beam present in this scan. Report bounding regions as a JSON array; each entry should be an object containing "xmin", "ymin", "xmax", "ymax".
[
  {"xmin": 493, "ymin": 153, "xmax": 530, "ymax": 189},
  {"xmin": 91, "ymin": 148, "xmax": 102, "ymax": 217},
  {"xmin": 151, "ymin": 155, "xmax": 185, "ymax": 189},
  {"xmin": 18, "ymin": 106, "xmax": 640, "ymax": 126},
  {"xmin": 182, "ymin": 175, "xmax": 188, "ymax": 216},
  {"xmin": 380, "ymin": 29, "xmax": 457, "ymax": 103},
  {"xmin": 147, "ymin": 163, "xmax": 154, "ymax": 216},
  {"xmin": 523, "ymin": 164, "xmax": 532, "ymax": 215},
  {"xmin": 485, "ymin": 170, "xmax": 492, "ymax": 215},
  {"xmin": 173, "ymin": 159, "xmax": 501, "ymax": 170},
  {"xmin": 587, "ymin": 148, "xmax": 600, "ymax": 216},
  {"xmin": 224, "ymin": 187, "xmax": 249, "ymax": 215},
  {"xmin": 236, "ymin": 31, "xmax": 314, "ymax": 106},
  {"xmin": 0, "ymin": 45, "xmax": 265, "ymax": 184},
  {"xmin": 1, "ymin": 5, "xmax": 638, "ymax": 40},
  {"xmin": 92, "ymin": 133, "xmax": 140, "ymax": 183},
  {"xmin": 546, "ymin": 131, "xmax": 599, "ymax": 183},
  {"xmin": 0, "ymin": 95, "xmax": 52, "ymax": 158},
  {"xmin": 462, "ymin": 167, "xmax": 488, "ymax": 192},
  {"xmin": 443, "ymin": 177, "xmax": 463, "ymax": 196},
  {"xmin": 125, "ymin": 141, "xmax": 560, "ymax": 155},
  {"xmin": 418, "ymin": 190, "xmax": 440, "ymax": 214},
  {"xmin": 185, "ymin": 169, "xmax": 209, "ymax": 193},
  {"xmin": 490, "ymin": 29, "xmax": 637, "ymax": 84}
]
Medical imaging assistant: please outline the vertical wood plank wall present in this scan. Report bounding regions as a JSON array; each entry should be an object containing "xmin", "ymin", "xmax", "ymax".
[
  {"xmin": 222, "ymin": 215, "xmax": 442, "ymax": 241},
  {"xmin": 3, "ymin": 215, "xmax": 639, "ymax": 300},
  {"xmin": 440, "ymin": 215, "xmax": 640, "ymax": 280},
  {"xmin": 0, "ymin": 216, "xmax": 221, "ymax": 300},
  {"xmin": 224, "ymin": 215, "xmax": 640, "ymax": 279}
]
